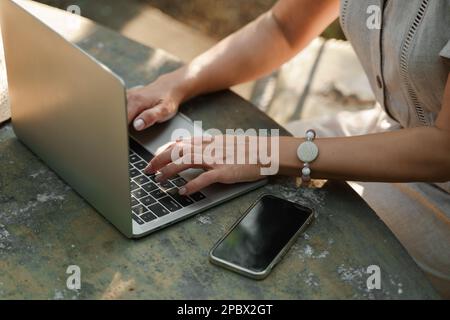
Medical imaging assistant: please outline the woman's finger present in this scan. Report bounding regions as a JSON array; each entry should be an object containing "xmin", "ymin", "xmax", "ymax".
[
  {"xmin": 146, "ymin": 142, "xmax": 184, "ymax": 174},
  {"xmin": 133, "ymin": 105, "xmax": 164, "ymax": 131},
  {"xmin": 134, "ymin": 99, "xmax": 178, "ymax": 131},
  {"xmin": 154, "ymin": 141, "xmax": 177, "ymax": 157},
  {"xmin": 156, "ymin": 156, "xmax": 199, "ymax": 182},
  {"xmin": 127, "ymin": 91, "xmax": 147, "ymax": 124},
  {"xmin": 146, "ymin": 136, "xmax": 211, "ymax": 173},
  {"xmin": 179, "ymin": 170, "xmax": 221, "ymax": 195}
]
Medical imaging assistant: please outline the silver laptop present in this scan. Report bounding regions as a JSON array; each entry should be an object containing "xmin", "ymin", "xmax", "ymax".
[{"xmin": 0, "ymin": 0, "xmax": 266, "ymax": 238}]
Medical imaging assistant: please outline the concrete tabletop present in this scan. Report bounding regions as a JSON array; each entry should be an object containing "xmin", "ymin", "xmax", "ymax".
[{"xmin": 0, "ymin": 1, "xmax": 438, "ymax": 299}]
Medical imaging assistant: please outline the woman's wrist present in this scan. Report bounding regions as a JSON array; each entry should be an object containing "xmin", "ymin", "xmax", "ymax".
[
  {"xmin": 278, "ymin": 137, "xmax": 305, "ymax": 176},
  {"xmin": 163, "ymin": 65, "xmax": 205, "ymax": 104},
  {"xmin": 154, "ymin": 67, "xmax": 194, "ymax": 105},
  {"xmin": 277, "ymin": 136, "xmax": 327, "ymax": 180}
]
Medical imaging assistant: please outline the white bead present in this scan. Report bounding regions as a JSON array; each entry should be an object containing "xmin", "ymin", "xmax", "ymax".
[
  {"xmin": 302, "ymin": 167, "xmax": 311, "ymax": 176},
  {"xmin": 297, "ymin": 141, "xmax": 319, "ymax": 163}
]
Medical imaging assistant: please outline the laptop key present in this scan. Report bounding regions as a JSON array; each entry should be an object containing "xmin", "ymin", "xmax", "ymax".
[
  {"xmin": 129, "ymin": 168, "xmax": 140, "ymax": 178},
  {"xmin": 142, "ymin": 182, "xmax": 158, "ymax": 193},
  {"xmin": 140, "ymin": 195, "xmax": 157, "ymax": 206},
  {"xmin": 172, "ymin": 177, "xmax": 187, "ymax": 187},
  {"xmin": 159, "ymin": 196, "xmax": 182, "ymax": 212},
  {"xmin": 134, "ymin": 175, "xmax": 150, "ymax": 185},
  {"xmin": 148, "ymin": 203, "xmax": 170, "ymax": 217},
  {"xmin": 150, "ymin": 188, "xmax": 166, "ymax": 199},
  {"xmin": 134, "ymin": 161, "xmax": 147, "ymax": 170},
  {"xmin": 159, "ymin": 180, "xmax": 174, "ymax": 190},
  {"xmin": 129, "ymin": 154, "xmax": 141, "ymax": 163},
  {"xmin": 132, "ymin": 204, "xmax": 148, "ymax": 215},
  {"xmin": 167, "ymin": 188, "xmax": 194, "ymax": 207},
  {"xmin": 131, "ymin": 188, "xmax": 148, "ymax": 199},
  {"xmin": 132, "ymin": 214, "xmax": 145, "ymax": 225},
  {"xmin": 131, "ymin": 197, "xmax": 139, "ymax": 207},
  {"xmin": 130, "ymin": 181, "xmax": 139, "ymax": 191},
  {"xmin": 190, "ymin": 192, "xmax": 206, "ymax": 202},
  {"xmin": 141, "ymin": 212, "xmax": 157, "ymax": 222},
  {"xmin": 169, "ymin": 174, "xmax": 180, "ymax": 181}
]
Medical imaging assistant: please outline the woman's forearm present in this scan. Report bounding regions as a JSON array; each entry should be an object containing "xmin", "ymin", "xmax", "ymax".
[
  {"xmin": 169, "ymin": 0, "xmax": 339, "ymax": 102},
  {"xmin": 175, "ymin": 12, "xmax": 292, "ymax": 101},
  {"xmin": 279, "ymin": 127, "xmax": 450, "ymax": 182}
]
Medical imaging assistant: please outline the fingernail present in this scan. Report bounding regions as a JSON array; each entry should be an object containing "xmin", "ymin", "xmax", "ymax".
[
  {"xmin": 144, "ymin": 163, "xmax": 152, "ymax": 173},
  {"xmin": 179, "ymin": 187, "xmax": 187, "ymax": 195},
  {"xmin": 155, "ymin": 173, "xmax": 164, "ymax": 182},
  {"xmin": 134, "ymin": 119, "xmax": 145, "ymax": 131}
]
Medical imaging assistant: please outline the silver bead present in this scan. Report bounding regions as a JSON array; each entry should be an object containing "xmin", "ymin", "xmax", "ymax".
[
  {"xmin": 302, "ymin": 167, "xmax": 311, "ymax": 177},
  {"xmin": 306, "ymin": 129, "xmax": 316, "ymax": 141}
]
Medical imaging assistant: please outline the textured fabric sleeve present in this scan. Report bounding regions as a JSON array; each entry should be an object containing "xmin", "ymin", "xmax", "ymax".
[{"xmin": 439, "ymin": 39, "xmax": 450, "ymax": 67}]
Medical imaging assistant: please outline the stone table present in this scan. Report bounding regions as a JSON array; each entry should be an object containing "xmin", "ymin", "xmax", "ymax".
[{"xmin": 0, "ymin": 1, "xmax": 439, "ymax": 299}]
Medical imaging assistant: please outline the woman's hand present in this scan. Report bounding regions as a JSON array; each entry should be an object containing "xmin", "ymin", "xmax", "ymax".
[
  {"xmin": 127, "ymin": 71, "xmax": 188, "ymax": 131},
  {"xmin": 145, "ymin": 136, "xmax": 269, "ymax": 195}
]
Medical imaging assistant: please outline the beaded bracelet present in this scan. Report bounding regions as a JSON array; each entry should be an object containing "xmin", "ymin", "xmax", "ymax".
[{"xmin": 296, "ymin": 129, "xmax": 319, "ymax": 184}]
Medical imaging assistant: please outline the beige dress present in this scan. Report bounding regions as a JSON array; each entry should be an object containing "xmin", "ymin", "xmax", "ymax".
[{"xmin": 287, "ymin": 0, "xmax": 450, "ymax": 296}]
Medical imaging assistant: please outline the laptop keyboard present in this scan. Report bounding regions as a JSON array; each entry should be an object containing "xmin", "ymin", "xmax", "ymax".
[{"xmin": 128, "ymin": 139, "xmax": 206, "ymax": 225}]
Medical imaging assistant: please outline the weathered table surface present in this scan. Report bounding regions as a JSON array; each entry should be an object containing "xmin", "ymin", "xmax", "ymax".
[{"xmin": 0, "ymin": 2, "xmax": 438, "ymax": 299}]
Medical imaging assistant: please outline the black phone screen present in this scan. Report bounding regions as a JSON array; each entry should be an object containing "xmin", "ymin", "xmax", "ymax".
[{"xmin": 211, "ymin": 195, "xmax": 313, "ymax": 274}]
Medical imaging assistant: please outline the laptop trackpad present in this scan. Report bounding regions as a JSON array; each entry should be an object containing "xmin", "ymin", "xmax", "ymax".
[{"xmin": 130, "ymin": 113, "xmax": 199, "ymax": 155}]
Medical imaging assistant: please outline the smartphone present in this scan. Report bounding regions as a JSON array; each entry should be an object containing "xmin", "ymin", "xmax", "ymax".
[{"xmin": 209, "ymin": 194, "xmax": 314, "ymax": 279}]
